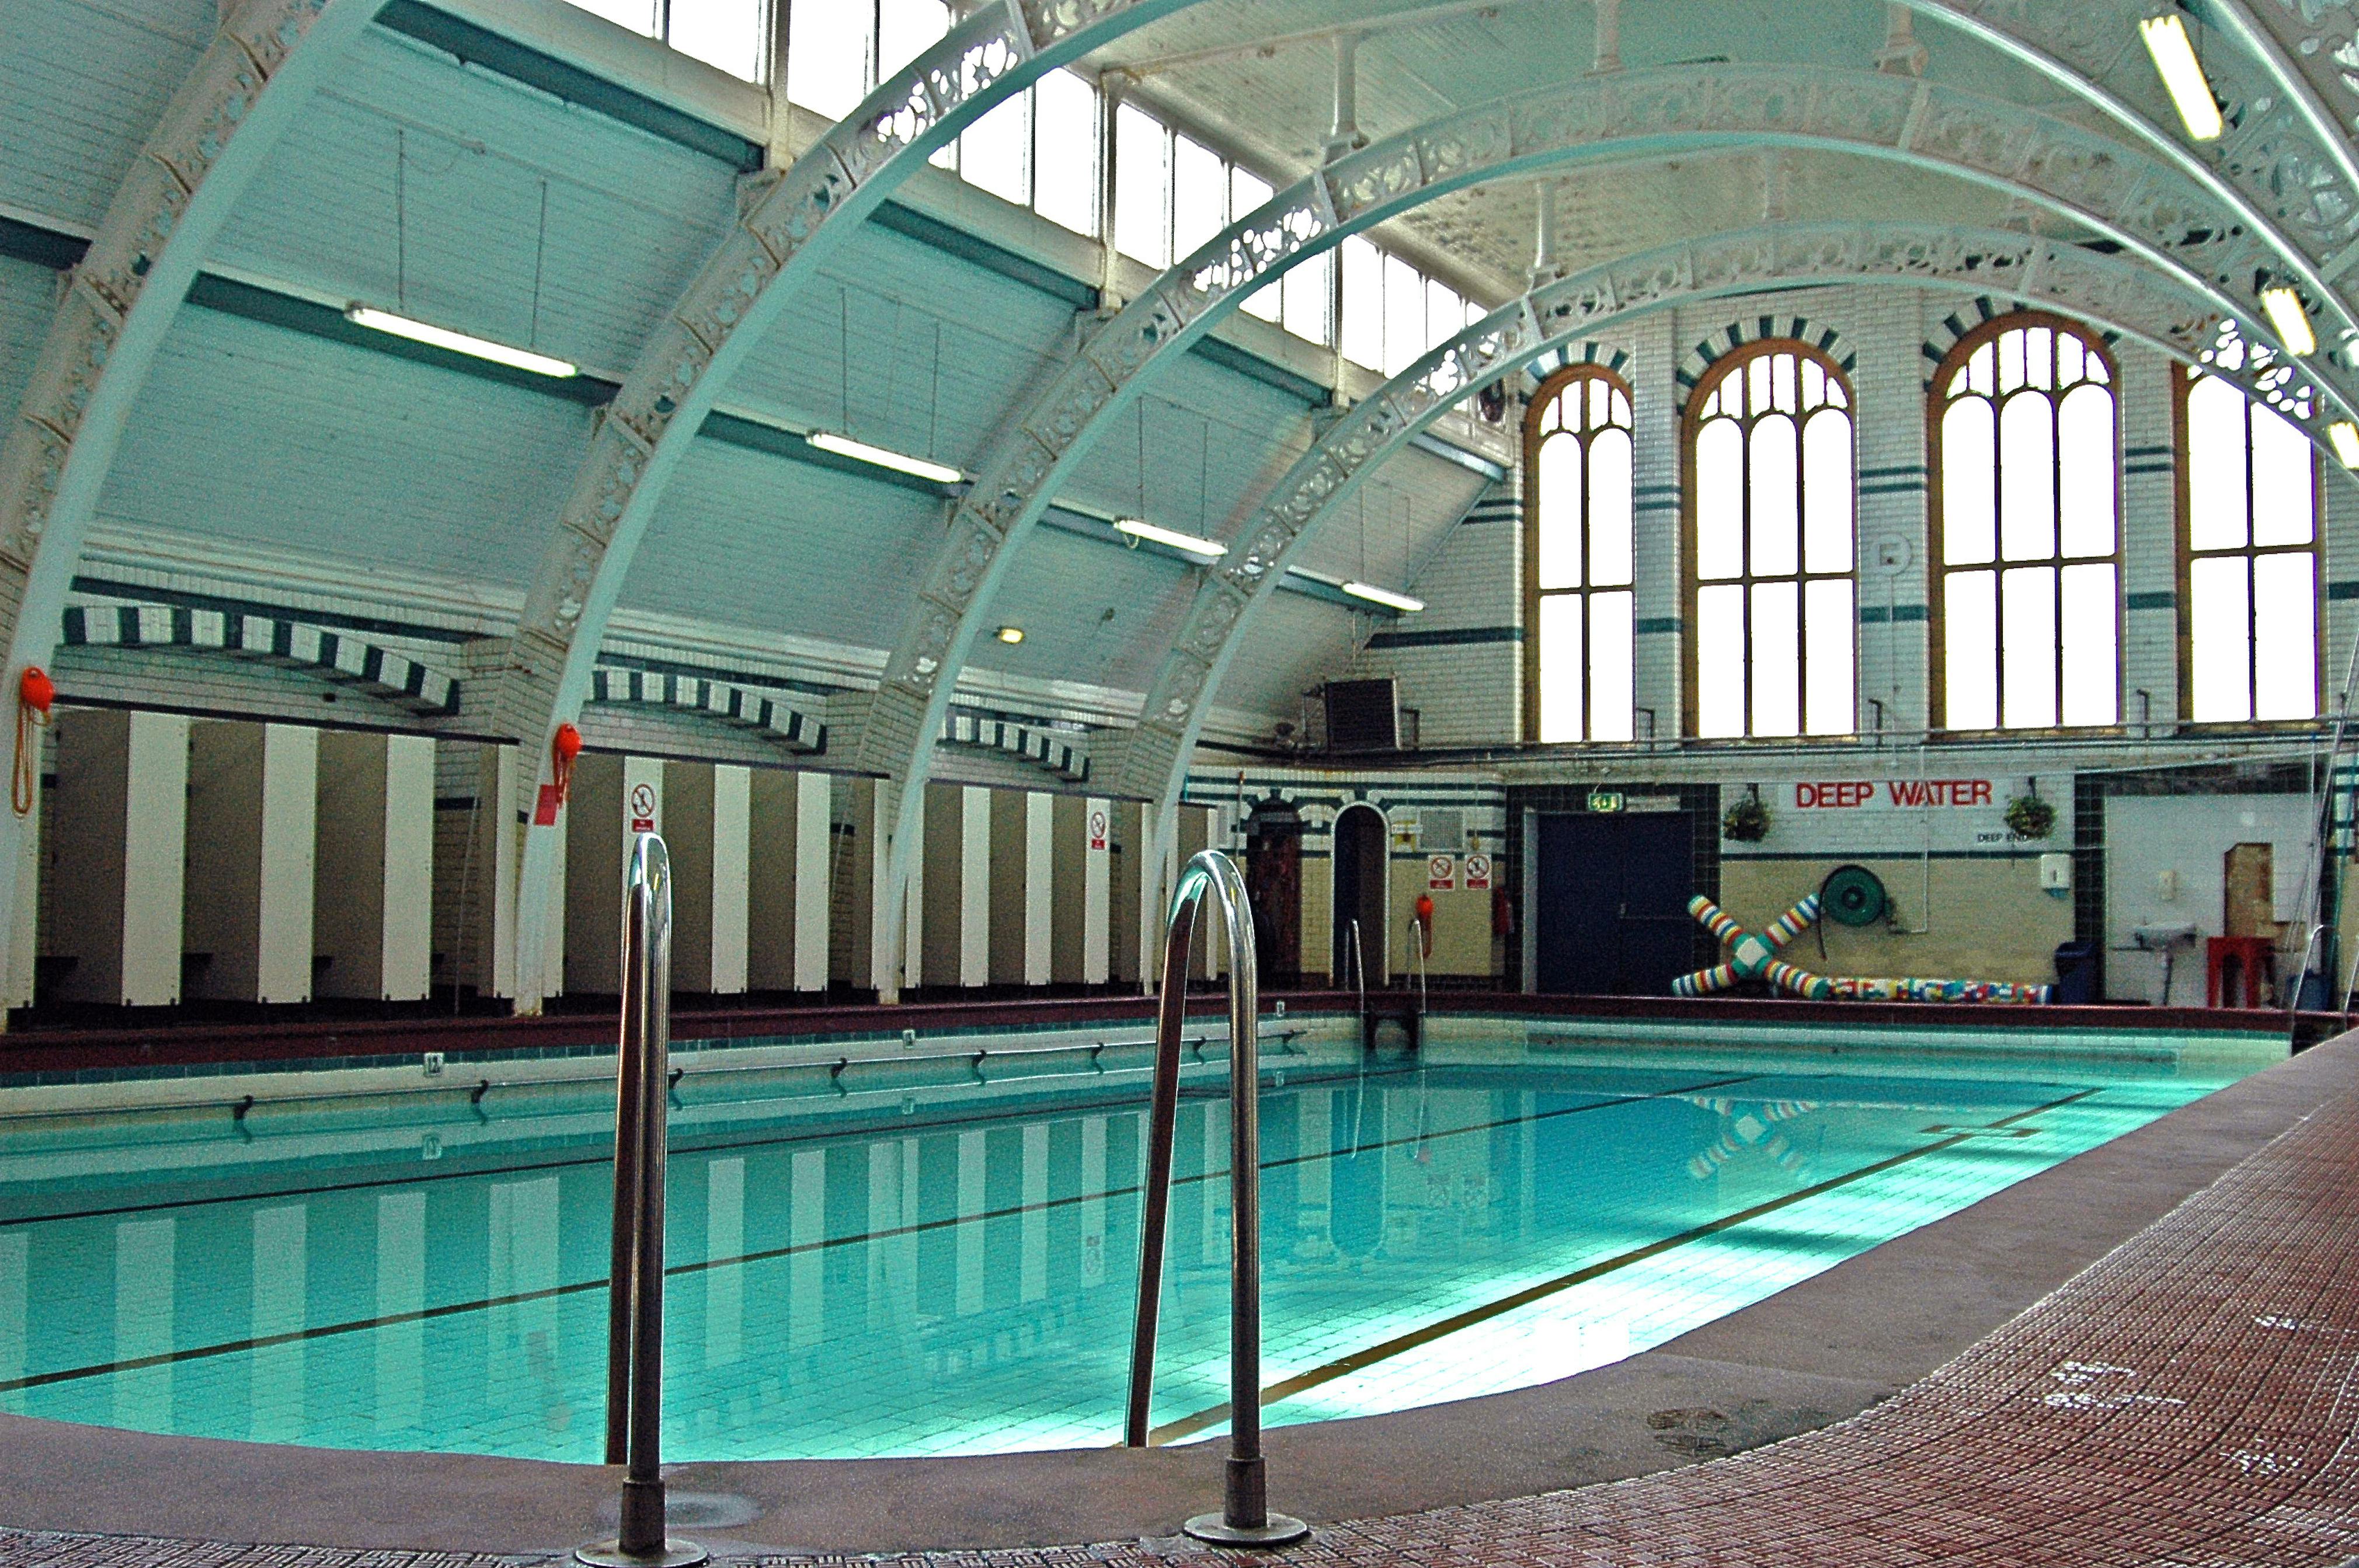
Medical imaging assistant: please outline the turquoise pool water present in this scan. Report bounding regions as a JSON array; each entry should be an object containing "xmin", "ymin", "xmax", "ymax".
[{"xmin": 0, "ymin": 1030, "xmax": 2281, "ymax": 1459}]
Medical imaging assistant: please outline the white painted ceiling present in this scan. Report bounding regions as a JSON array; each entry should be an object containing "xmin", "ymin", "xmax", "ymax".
[{"xmin": 0, "ymin": 0, "xmax": 2271, "ymax": 756}]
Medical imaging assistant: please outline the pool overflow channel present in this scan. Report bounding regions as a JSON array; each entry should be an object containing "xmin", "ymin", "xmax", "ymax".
[{"xmin": 579, "ymin": 840, "xmax": 1305, "ymax": 1560}]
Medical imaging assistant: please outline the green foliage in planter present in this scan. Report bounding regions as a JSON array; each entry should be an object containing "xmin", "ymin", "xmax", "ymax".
[
  {"xmin": 1722, "ymin": 794, "xmax": 1770, "ymax": 842},
  {"xmin": 2005, "ymin": 793, "xmax": 2057, "ymax": 840}
]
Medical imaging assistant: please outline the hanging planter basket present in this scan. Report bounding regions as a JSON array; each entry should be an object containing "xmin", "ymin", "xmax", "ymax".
[
  {"xmin": 1722, "ymin": 793, "xmax": 1770, "ymax": 843},
  {"xmin": 2005, "ymin": 794, "xmax": 2057, "ymax": 841}
]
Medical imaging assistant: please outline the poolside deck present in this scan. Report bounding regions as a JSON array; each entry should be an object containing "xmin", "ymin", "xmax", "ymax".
[{"xmin": 3, "ymin": 1027, "xmax": 2356, "ymax": 1566}]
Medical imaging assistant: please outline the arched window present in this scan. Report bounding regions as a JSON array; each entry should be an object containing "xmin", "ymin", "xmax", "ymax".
[
  {"xmin": 1933, "ymin": 316, "xmax": 2118, "ymax": 731},
  {"xmin": 1526, "ymin": 367, "xmax": 1635, "ymax": 742},
  {"xmin": 1688, "ymin": 344, "xmax": 1856, "ymax": 738},
  {"xmin": 2182, "ymin": 372, "xmax": 2320, "ymax": 722}
]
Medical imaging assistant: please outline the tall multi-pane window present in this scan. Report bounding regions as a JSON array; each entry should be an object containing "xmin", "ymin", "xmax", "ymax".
[
  {"xmin": 1335, "ymin": 238, "xmax": 1474, "ymax": 375},
  {"xmin": 1114, "ymin": 103, "xmax": 1173, "ymax": 267},
  {"xmin": 1689, "ymin": 345, "xmax": 1857, "ymax": 738},
  {"xmin": 1032, "ymin": 71, "xmax": 1100, "ymax": 235},
  {"xmin": 960, "ymin": 89, "xmax": 1033, "ymax": 205},
  {"xmin": 1528, "ymin": 368, "xmax": 1636, "ymax": 741},
  {"xmin": 1339, "ymin": 237, "xmax": 1384, "ymax": 368},
  {"xmin": 2183, "ymin": 372, "xmax": 2320, "ymax": 721},
  {"xmin": 773, "ymin": 5, "xmax": 1328, "ymax": 343},
  {"xmin": 572, "ymin": 0, "xmax": 766, "ymax": 81},
  {"xmin": 1934, "ymin": 317, "xmax": 2118, "ymax": 730}
]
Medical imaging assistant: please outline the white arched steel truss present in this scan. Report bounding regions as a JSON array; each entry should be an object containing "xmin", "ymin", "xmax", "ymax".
[
  {"xmin": 1908, "ymin": 0, "xmax": 2359, "ymax": 352},
  {"xmin": 858, "ymin": 62, "xmax": 2358, "ymax": 997},
  {"xmin": 2189, "ymin": 0, "xmax": 2359, "ymax": 216},
  {"xmin": 0, "ymin": 0, "xmax": 391, "ymax": 1007},
  {"xmin": 1104, "ymin": 221, "xmax": 2348, "ymax": 842},
  {"xmin": 498, "ymin": 0, "xmax": 1196, "ymax": 1009}
]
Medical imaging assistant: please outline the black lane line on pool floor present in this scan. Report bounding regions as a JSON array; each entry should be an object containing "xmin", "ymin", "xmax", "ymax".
[
  {"xmin": 0, "ymin": 1071, "xmax": 1770, "ymax": 1397},
  {"xmin": 0, "ymin": 1060, "xmax": 1435, "ymax": 1231},
  {"xmin": 1143, "ymin": 1084, "xmax": 2105, "ymax": 1447}
]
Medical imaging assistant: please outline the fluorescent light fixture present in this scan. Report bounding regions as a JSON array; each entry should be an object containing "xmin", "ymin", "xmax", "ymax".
[
  {"xmin": 1114, "ymin": 517, "xmax": 1227, "ymax": 560},
  {"xmin": 805, "ymin": 430, "xmax": 964, "ymax": 485},
  {"xmin": 2261, "ymin": 285, "xmax": 2318, "ymax": 356},
  {"xmin": 344, "ymin": 305, "xmax": 576, "ymax": 378},
  {"xmin": 2139, "ymin": 14, "xmax": 2223, "ymax": 142},
  {"xmin": 1341, "ymin": 580, "xmax": 1426, "ymax": 613},
  {"xmin": 996, "ymin": 625, "xmax": 1025, "ymax": 644},
  {"xmin": 2330, "ymin": 420, "xmax": 2359, "ymax": 469}
]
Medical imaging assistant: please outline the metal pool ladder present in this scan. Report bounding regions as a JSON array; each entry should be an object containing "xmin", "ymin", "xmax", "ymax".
[
  {"xmin": 1125, "ymin": 848, "xmax": 1310, "ymax": 1548},
  {"xmin": 577, "ymin": 833, "xmax": 707, "ymax": 1568}
]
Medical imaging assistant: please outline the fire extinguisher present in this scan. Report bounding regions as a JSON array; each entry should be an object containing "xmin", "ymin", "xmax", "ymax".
[
  {"xmin": 12, "ymin": 667, "xmax": 53, "ymax": 818},
  {"xmin": 1492, "ymin": 886, "xmax": 1515, "ymax": 938},
  {"xmin": 1414, "ymin": 891, "xmax": 1435, "ymax": 959},
  {"xmin": 551, "ymin": 721, "xmax": 583, "ymax": 807}
]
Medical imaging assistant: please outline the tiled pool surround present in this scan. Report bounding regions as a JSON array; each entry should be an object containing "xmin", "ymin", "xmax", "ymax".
[{"xmin": 0, "ymin": 1025, "xmax": 2348, "ymax": 1563}]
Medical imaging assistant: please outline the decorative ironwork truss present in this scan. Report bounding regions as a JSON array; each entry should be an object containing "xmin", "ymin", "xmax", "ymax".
[
  {"xmin": 493, "ymin": 0, "xmax": 1194, "ymax": 1006},
  {"xmin": 856, "ymin": 64, "xmax": 2359, "ymax": 985}
]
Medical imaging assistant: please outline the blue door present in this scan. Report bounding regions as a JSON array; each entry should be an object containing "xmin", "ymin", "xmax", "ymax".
[{"xmin": 1534, "ymin": 813, "xmax": 1695, "ymax": 995}]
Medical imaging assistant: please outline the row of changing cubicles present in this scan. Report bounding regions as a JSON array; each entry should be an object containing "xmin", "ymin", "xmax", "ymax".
[{"xmin": 26, "ymin": 709, "xmax": 1219, "ymax": 1011}]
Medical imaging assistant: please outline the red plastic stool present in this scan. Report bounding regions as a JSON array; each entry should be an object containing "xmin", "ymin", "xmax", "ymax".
[{"xmin": 2205, "ymin": 936, "xmax": 2275, "ymax": 1008}]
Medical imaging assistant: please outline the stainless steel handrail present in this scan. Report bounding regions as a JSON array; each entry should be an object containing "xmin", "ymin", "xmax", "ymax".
[
  {"xmin": 578, "ymin": 834, "xmax": 705, "ymax": 1568},
  {"xmin": 1125, "ymin": 849, "xmax": 1308, "ymax": 1548},
  {"xmin": 1348, "ymin": 916, "xmax": 1368, "ymax": 1010},
  {"xmin": 1405, "ymin": 917, "xmax": 1428, "ymax": 1019}
]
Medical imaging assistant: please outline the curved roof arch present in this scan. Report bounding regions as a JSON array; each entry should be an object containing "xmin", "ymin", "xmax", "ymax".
[{"xmin": 850, "ymin": 61, "xmax": 2350, "ymax": 992}]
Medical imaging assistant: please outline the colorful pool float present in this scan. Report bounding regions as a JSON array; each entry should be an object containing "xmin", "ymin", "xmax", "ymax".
[{"xmin": 1671, "ymin": 894, "xmax": 2050, "ymax": 1004}]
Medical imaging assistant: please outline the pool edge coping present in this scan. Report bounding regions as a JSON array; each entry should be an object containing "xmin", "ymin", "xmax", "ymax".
[{"xmin": 0, "ymin": 1027, "xmax": 2346, "ymax": 1556}]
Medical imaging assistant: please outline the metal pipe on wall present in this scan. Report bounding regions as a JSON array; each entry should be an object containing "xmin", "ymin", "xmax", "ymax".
[
  {"xmin": 1124, "ymin": 849, "xmax": 1307, "ymax": 1548},
  {"xmin": 579, "ymin": 833, "xmax": 706, "ymax": 1568}
]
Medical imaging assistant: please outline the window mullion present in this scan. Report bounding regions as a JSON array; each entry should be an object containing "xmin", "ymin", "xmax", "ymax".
[
  {"xmin": 2247, "ymin": 553, "xmax": 2261, "ymax": 719},
  {"xmin": 1740, "ymin": 410, "xmax": 1755, "ymax": 735},
  {"xmin": 2243, "ymin": 403, "xmax": 2260, "ymax": 720},
  {"xmin": 1989, "ymin": 413, "xmax": 2005, "ymax": 730},
  {"xmin": 2052, "ymin": 389, "xmax": 2065, "ymax": 731}
]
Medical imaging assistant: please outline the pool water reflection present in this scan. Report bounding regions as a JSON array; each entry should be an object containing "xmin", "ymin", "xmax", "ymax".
[{"xmin": 0, "ymin": 1040, "xmax": 2271, "ymax": 1459}]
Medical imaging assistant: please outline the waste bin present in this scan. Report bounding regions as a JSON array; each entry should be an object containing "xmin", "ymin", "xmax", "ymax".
[{"xmin": 2052, "ymin": 939, "xmax": 2098, "ymax": 1006}]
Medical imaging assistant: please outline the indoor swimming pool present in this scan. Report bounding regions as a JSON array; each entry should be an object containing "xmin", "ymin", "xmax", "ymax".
[{"xmin": 0, "ymin": 1027, "xmax": 2283, "ymax": 1462}]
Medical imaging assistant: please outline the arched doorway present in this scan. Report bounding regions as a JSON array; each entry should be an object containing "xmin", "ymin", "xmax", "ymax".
[
  {"xmin": 1243, "ymin": 794, "xmax": 1302, "ymax": 989},
  {"xmin": 1330, "ymin": 802, "xmax": 1389, "ymax": 989}
]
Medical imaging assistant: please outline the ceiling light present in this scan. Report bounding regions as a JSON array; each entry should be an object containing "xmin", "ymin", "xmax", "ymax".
[
  {"xmin": 1114, "ymin": 517, "xmax": 1228, "ymax": 560},
  {"xmin": 996, "ymin": 626, "xmax": 1025, "ymax": 644},
  {"xmin": 2330, "ymin": 420, "xmax": 2359, "ymax": 469},
  {"xmin": 2138, "ymin": 14, "xmax": 2223, "ymax": 142},
  {"xmin": 344, "ymin": 305, "xmax": 576, "ymax": 378},
  {"xmin": 805, "ymin": 430, "xmax": 964, "ymax": 485},
  {"xmin": 1341, "ymin": 581, "xmax": 1426, "ymax": 613},
  {"xmin": 2260, "ymin": 285, "xmax": 2318, "ymax": 356}
]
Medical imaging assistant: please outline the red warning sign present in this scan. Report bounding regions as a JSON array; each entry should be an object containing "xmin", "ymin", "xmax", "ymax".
[
  {"xmin": 1088, "ymin": 808, "xmax": 1108, "ymax": 851},
  {"xmin": 1464, "ymin": 853, "xmax": 1492, "ymax": 890},
  {"xmin": 1428, "ymin": 854, "xmax": 1456, "ymax": 890}
]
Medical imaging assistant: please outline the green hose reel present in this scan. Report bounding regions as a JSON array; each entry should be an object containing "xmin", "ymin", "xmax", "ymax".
[{"xmin": 1819, "ymin": 864, "xmax": 1889, "ymax": 928}]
